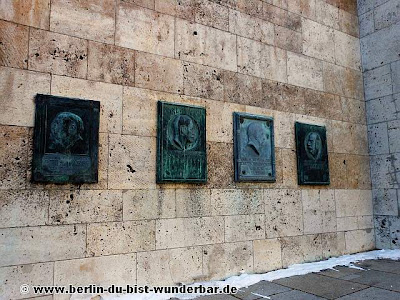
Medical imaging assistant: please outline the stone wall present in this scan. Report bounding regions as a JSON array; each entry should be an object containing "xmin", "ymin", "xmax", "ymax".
[
  {"xmin": 0, "ymin": 0, "xmax": 374, "ymax": 299},
  {"xmin": 358, "ymin": 0, "xmax": 400, "ymax": 248}
]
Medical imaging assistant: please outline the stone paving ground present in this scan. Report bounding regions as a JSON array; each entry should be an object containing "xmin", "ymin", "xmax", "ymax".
[{"xmin": 194, "ymin": 259, "xmax": 400, "ymax": 300}]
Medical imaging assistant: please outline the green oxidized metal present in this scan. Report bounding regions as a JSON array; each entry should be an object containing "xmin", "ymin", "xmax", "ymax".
[{"xmin": 156, "ymin": 101, "xmax": 207, "ymax": 183}]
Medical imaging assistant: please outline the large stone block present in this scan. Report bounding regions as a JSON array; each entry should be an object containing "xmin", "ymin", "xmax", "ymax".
[
  {"xmin": 359, "ymin": 10, "xmax": 375, "ymax": 38},
  {"xmin": 334, "ymin": 30, "xmax": 361, "ymax": 70},
  {"xmin": 373, "ymin": 188, "xmax": 399, "ymax": 216},
  {"xmin": 0, "ymin": 20, "xmax": 28, "ymax": 69},
  {"xmin": 302, "ymin": 19, "xmax": 335, "ymax": 63},
  {"xmin": 392, "ymin": 61, "xmax": 400, "ymax": 94},
  {"xmin": 388, "ymin": 120, "xmax": 400, "ymax": 153},
  {"xmin": 0, "ymin": 262, "xmax": 53, "ymax": 300},
  {"xmin": 345, "ymin": 229, "xmax": 375, "ymax": 253},
  {"xmin": 337, "ymin": 216, "xmax": 358, "ymax": 231},
  {"xmin": 176, "ymin": 189, "xmax": 211, "ymax": 217},
  {"xmin": 155, "ymin": 0, "xmax": 196, "ymax": 21},
  {"xmin": 287, "ymin": 52, "xmax": 323, "ymax": 91},
  {"xmin": 116, "ymin": 2, "xmax": 175, "ymax": 57},
  {"xmin": 364, "ymin": 64, "xmax": 393, "ymax": 100},
  {"xmin": 0, "ymin": 225, "xmax": 86, "ymax": 267},
  {"xmin": 194, "ymin": 0, "xmax": 229, "ymax": 31},
  {"xmin": 366, "ymin": 95, "xmax": 398, "ymax": 124},
  {"xmin": 237, "ymin": 36, "xmax": 287, "ymax": 82},
  {"xmin": 0, "ymin": 67, "xmax": 50, "ymax": 126},
  {"xmin": 137, "ymin": 247, "xmax": 202, "ymax": 285},
  {"xmin": 225, "ymin": 214, "xmax": 265, "ymax": 242},
  {"xmin": 203, "ymin": 242, "xmax": 253, "ymax": 280},
  {"xmin": 280, "ymin": 234, "xmax": 323, "ymax": 268},
  {"xmin": 370, "ymin": 153, "xmax": 400, "ymax": 189},
  {"xmin": 374, "ymin": 0, "xmax": 400, "ymax": 31},
  {"xmin": 335, "ymin": 189, "xmax": 373, "ymax": 218},
  {"xmin": 175, "ymin": 18, "xmax": 237, "ymax": 71},
  {"xmin": 262, "ymin": 3, "xmax": 302, "ymax": 32},
  {"xmin": 287, "ymin": 0, "xmax": 317, "ymax": 19},
  {"xmin": 210, "ymin": 189, "xmax": 263, "ymax": 216},
  {"xmin": 346, "ymin": 154, "xmax": 372, "ymax": 189},
  {"xmin": 156, "ymin": 217, "xmax": 224, "ymax": 249},
  {"xmin": 207, "ymin": 142, "xmax": 235, "ymax": 188},
  {"xmin": 341, "ymin": 97, "xmax": 366, "ymax": 124},
  {"xmin": 339, "ymin": 9, "xmax": 359, "ymax": 37},
  {"xmin": 321, "ymin": 232, "xmax": 345, "ymax": 258},
  {"xmin": 253, "ymin": 238, "xmax": 282, "ymax": 273},
  {"xmin": 368, "ymin": 123, "xmax": 389, "ymax": 155},
  {"xmin": 0, "ymin": 190, "xmax": 48, "ymax": 228},
  {"xmin": 315, "ymin": 0, "xmax": 339, "ymax": 29},
  {"xmin": 50, "ymin": 0, "xmax": 115, "ymax": 44},
  {"xmin": 303, "ymin": 89, "xmax": 342, "ymax": 121},
  {"xmin": 329, "ymin": 153, "xmax": 348, "ymax": 189},
  {"xmin": 264, "ymin": 189, "xmax": 303, "ymax": 238},
  {"xmin": 274, "ymin": 112, "xmax": 295, "ymax": 149},
  {"xmin": 274, "ymin": 25, "xmax": 302, "ymax": 53},
  {"xmin": 0, "ymin": 0, "xmax": 50, "ymax": 29},
  {"xmin": 87, "ymin": 220, "xmax": 155, "ymax": 256},
  {"xmin": 28, "ymin": 29, "xmax": 88, "ymax": 78}
]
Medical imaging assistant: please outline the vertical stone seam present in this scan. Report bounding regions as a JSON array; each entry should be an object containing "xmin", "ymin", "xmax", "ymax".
[
  {"xmin": 85, "ymin": 39, "xmax": 89, "ymax": 80},
  {"xmin": 173, "ymin": 17, "xmax": 177, "ymax": 59},
  {"xmin": 114, "ymin": 0, "xmax": 118, "ymax": 46}
]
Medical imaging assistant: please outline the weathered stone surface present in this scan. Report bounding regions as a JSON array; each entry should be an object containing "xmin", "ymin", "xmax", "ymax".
[
  {"xmin": 302, "ymin": 190, "xmax": 336, "ymax": 234},
  {"xmin": 358, "ymin": 215, "xmax": 374, "ymax": 229},
  {"xmin": 108, "ymin": 134, "xmax": 156, "ymax": 189},
  {"xmin": 175, "ymin": 18, "xmax": 237, "ymax": 71},
  {"xmin": 274, "ymin": 112, "xmax": 296, "ymax": 149},
  {"xmin": 264, "ymin": 189, "xmax": 303, "ymax": 238},
  {"xmin": 364, "ymin": 64, "xmax": 393, "ymax": 100},
  {"xmin": 288, "ymin": 0, "xmax": 317, "ymax": 19},
  {"xmin": 370, "ymin": 153, "xmax": 400, "ymax": 189},
  {"xmin": 373, "ymin": 189, "xmax": 398, "ymax": 216},
  {"xmin": 50, "ymin": 0, "xmax": 115, "ymax": 44},
  {"xmin": 0, "ymin": 262, "xmax": 53, "ymax": 300},
  {"xmin": 237, "ymin": 36, "xmax": 287, "ymax": 82},
  {"xmin": 373, "ymin": 0, "xmax": 400, "ymax": 31},
  {"xmin": 88, "ymin": 41, "xmax": 135, "ymax": 86},
  {"xmin": 335, "ymin": 189, "xmax": 373, "ymax": 218},
  {"xmin": 329, "ymin": 153, "xmax": 348, "ymax": 189},
  {"xmin": 124, "ymin": 0, "xmax": 155, "ymax": 9},
  {"xmin": 87, "ymin": 220, "xmax": 155, "ymax": 256},
  {"xmin": 116, "ymin": 2, "xmax": 174, "ymax": 57},
  {"xmin": 339, "ymin": 9, "xmax": 359, "ymax": 37},
  {"xmin": 392, "ymin": 62, "xmax": 400, "ymax": 94},
  {"xmin": 253, "ymin": 238, "xmax": 282, "ymax": 273},
  {"xmin": 0, "ymin": 225, "xmax": 86, "ymax": 266},
  {"xmin": 194, "ymin": 0, "xmax": 229, "ymax": 31},
  {"xmin": 183, "ymin": 63, "xmax": 224, "ymax": 100},
  {"xmin": 337, "ymin": 216, "xmax": 358, "ymax": 231},
  {"xmin": 211, "ymin": 189, "xmax": 263, "ymax": 216},
  {"xmin": 156, "ymin": 217, "xmax": 224, "ymax": 249},
  {"xmin": 287, "ymin": 52, "xmax": 323, "ymax": 91},
  {"xmin": 302, "ymin": 19, "xmax": 335, "ymax": 63},
  {"xmin": 321, "ymin": 232, "xmax": 346, "ymax": 258},
  {"xmin": 137, "ymin": 247, "xmax": 202, "ymax": 285},
  {"xmin": 28, "ymin": 29, "xmax": 87, "ymax": 78},
  {"xmin": 366, "ymin": 95, "xmax": 399, "ymax": 124},
  {"xmin": 359, "ymin": 10, "xmax": 375, "ymax": 38},
  {"xmin": 51, "ymin": 75, "xmax": 123, "ymax": 134},
  {"xmin": 368, "ymin": 123, "xmax": 389, "ymax": 155},
  {"xmin": 0, "ymin": 126, "xmax": 28, "ymax": 189},
  {"xmin": 203, "ymin": 242, "xmax": 253, "ymax": 280},
  {"xmin": 136, "ymin": 51, "xmax": 183, "ymax": 94},
  {"xmin": 225, "ymin": 214, "xmax": 265, "ymax": 242},
  {"xmin": 207, "ymin": 142, "xmax": 235, "ymax": 188},
  {"xmin": 388, "ymin": 120, "xmax": 400, "ymax": 153},
  {"xmin": 262, "ymin": 3, "xmax": 302, "ymax": 32},
  {"xmin": 280, "ymin": 234, "xmax": 323, "ymax": 268},
  {"xmin": 0, "ymin": 20, "xmax": 28, "ymax": 69},
  {"xmin": 176, "ymin": 189, "xmax": 211, "ymax": 217},
  {"xmin": 315, "ymin": 0, "xmax": 339, "ymax": 29},
  {"xmin": 224, "ymin": 72, "xmax": 263, "ymax": 106},
  {"xmin": 0, "ymin": 190, "xmax": 48, "ymax": 228},
  {"xmin": 155, "ymin": 0, "xmax": 196, "ymax": 21},
  {"xmin": 0, "ymin": 67, "xmax": 50, "ymax": 126},
  {"xmin": 334, "ymin": 30, "xmax": 361, "ymax": 70},
  {"xmin": 0, "ymin": 0, "xmax": 50, "ymax": 29},
  {"xmin": 304, "ymin": 89, "xmax": 342, "ymax": 120},
  {"xmin": 341, "ymin": 97, "xmax": 366, "ymax": 124},
  {"xmin": 123, "ymin": 189, "xmax": 175, "ymax": 220},
  {"xmin": 274, "ymin": 25, "xmax": 302, "ymax": 53},
  {"xmin": 346, "ymin": 155, "xmax": 372, "ymax": 189},
  {"xmin": 345, "ymin": 229, "xmax": 375, "ymax": 253}
]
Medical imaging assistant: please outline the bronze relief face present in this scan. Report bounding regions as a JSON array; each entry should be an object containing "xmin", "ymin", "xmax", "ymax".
[
  {"xmin": 168, "ymin": 114, "xmax": 199, "ymax": 151},
  {"xmin": 305, "ymin": 131, "xmax": 322, "ymax": 161}
]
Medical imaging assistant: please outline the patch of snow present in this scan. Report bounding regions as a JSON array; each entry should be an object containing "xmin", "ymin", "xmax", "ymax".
[{"xmin": 71, "ymin": 249, "xmax": 400, "ymax": 300}]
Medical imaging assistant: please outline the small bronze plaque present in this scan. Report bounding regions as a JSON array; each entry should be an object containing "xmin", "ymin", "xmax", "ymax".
[
  {"xmin": 157, "ymin": 101, "xmax": 206, "ymax": 183},
  {"xmin": 32, "ymin": 94, "xmax": 100, "ymax": 184},
  {"xmin": 233, "ymin": 113, "xmax": 275, "ymax": 182},
  {"xmin": 295, "ymin": 122, "xmax": 330, "ymax": 185}
]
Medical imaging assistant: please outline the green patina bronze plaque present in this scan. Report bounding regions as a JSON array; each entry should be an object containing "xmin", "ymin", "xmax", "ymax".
[
  {"xmin": 32, "ymin": 94, "xmax": 100, "ymax": 184},
  {"xmin": 295, "ymin": 122, "xmax": 330, "ymax": 185},
  {"xmin": 233, "ymin": 113, "xmax": 275, "ymax": 182},
  {"xmin": 157, "ymin": 101, "xmax": 207, "ymax": 183}
]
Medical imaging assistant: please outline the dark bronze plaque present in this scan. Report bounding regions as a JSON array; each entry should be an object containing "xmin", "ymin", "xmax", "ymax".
[
  {"xmin": 157, "ymin": 101, "xmax": 206, "ymax": 183},
  {"xmin": 32, "ymin": 94, "xmax": 100, "ymax": 184},
  {"xmin": 295, "ymin": 122, "xmax": 330, "ymax": 185},
  {"xmin": 233, "ymin": 112, "xmax": 275, "ymax": 182}
]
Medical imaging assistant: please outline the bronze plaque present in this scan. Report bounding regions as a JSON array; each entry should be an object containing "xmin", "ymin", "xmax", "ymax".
[
  {"xmin": 156, "ymin": 101, "xmax": 206, "ymax": 183},
  {"xmin": 32, "ymin": 94, "xmax": 100, "ymax": 184},
  {"xmin": 295, "ymin": 122, "xmax": 330, "ymax": 185},
  {"xmin": 233, "ymin": 113, "xmax": 275, "ymax": 182}
]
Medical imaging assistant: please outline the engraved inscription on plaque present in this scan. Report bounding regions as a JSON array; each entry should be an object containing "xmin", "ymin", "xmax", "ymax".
[
  {"xmin": 295, "ymin": 122, "xmax": 330, "ymax": 185},
  {"xmin": 32, "ymin": 94, "xmax": 100, "ymax": 184},
  {"xmin": 233, "ymin": 112, "xmax": 275, "ymax": 182},
  {"xmin": 157, "ymin": 101, "xmax": 206, "ymax": 183}
]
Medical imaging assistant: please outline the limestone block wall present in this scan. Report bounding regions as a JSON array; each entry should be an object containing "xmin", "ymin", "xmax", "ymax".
[
  {"xmin": 0, "ymin": 0, "xmax": 373, "ymax": 299},
  {"xmin": 357, "ymin": 0, "xmax": 400, "ymax": 248}
]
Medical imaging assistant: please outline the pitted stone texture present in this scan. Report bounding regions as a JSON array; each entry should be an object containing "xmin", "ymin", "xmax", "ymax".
[
  {"xmin": 176, "ymin": 18, "xmax": 237, "ymax": 72},
  {"xmin": 287, "ymin": 52, "xmax": 323, "ymax": 91},
  {"xmin": 337, "ymin": 216, "xmax": 358, "ymax": 231},
  {"xmin": 0, "ymin": 225, "xmax": 86, "ymax": 267},
  {"xmin": 156, "ymin": 217, "xmax": 224, "ymax": 249},
  {"xmin": 194, "ymin": 0, "xmax": 229, "ymax": 31},
  {"xmin": 0, "ymin": 20, "xmax": 28, "ymax": 69},
  {"xmin": 274, "ymin": 25, "xmax": 302, "ymax": 53},
  {"xmin": 207, "ymin": 142, "xmax": 235, "ymax": 189},
  {"xmin": 137, "ymin": 247, "xmax": 202, "ymax": 285},
  {"xmin": 51, "ymin": 75, "xmax": 123, "ymax": 134},
  {"xmin": 108, "ymin": 135, "xmax": 156, "ymax": 189},
  {"xmin": 0, "ymin": 126, "xmax": 29, "ymax": 189},
  {"xmin": 315, "ymin": 0, "xmax": 339, "ymax": 29},
  {"xmin": 176, "ymin": 189, "xmax": 211, "ymax": 217},
  {"xmin": 225, "ymin": 214, "xmax": 265, "ymax": 242},
  {"xmin": 264, "ymin": 189, "xmax": 303, "ymax": 238},
  {"xmin": 280, "ymin": 234, "xmax": 323, "ymax": 268},
  {"xmin": 339, "ymin": 9, "xmax": 359, "ymax": 37},
  {"xmin": 366, "ymin": 95, "xmax": 400, "ymax": 124},
  {"xmin": 0, "ymin": 67, "xmax": 50, "ymax": 127},
  {"xmin": 0, "ymin": 262, "xmax": 53, "ymax": 300},
  {"xmin": 28, "ymin": 29, "xmax": 88, "ymax": 78},
  {"xmin": 0, "ymin": 190, "xmax": 49, "ymax": 228},
  {"xmin": 370, "ymin": 153, "xmax": 400, "ymax": 189},
  {"xmin": 388, "ymin": 120, "xmax": 400, "ymax": 153},
  {"xmin": 345, "ymin": 154, "xmax": 372, "ymax": 189},
  {"xmin": 262, "ymin": 80, "xmax": 305, "ymax": 114},
  {"xmin": 224, "ymin": 72, "xmax": 263, "ymax": 107},
  {"xmin": 359, "ymin": 10, "xmax": 375, "ymax": 38},
  {"xmin": 0, "ymin": 0, "xmax": 50, "ymax": 29},
  {"xmin": 364, "ymin": 64, "xmax": 393, "ymax": 101},
  {"xmin": 88, "ymin": 41, "xmax": 135, "ymax": 86},
  {"xmin": 321, "ymin": 232, "xmax": 346, "ymax": 258},
  {"xmin": 341, "ymin": 97, "xmax": 366, "ymax": 124},
  {"xmin": 123, "ymin": 189, "xmax": 175, "ymax": 220},
  {"xmin": 374, "ymin": 0, "xmax": 400, "ymax": 31},
  {"xmin": 329, "ymin": 153, "xmax": 348, "ymax": 189},
  {"xmin": 262, "ymin": 3, "xmax": 302, "ymax": 32},
  {"xmin": 368, "ymin": 123, "xmax": 389, "ymax": 155},
  {"xmin": 50, "ymin": 0, "xmax": 115, "ymax": 44},
  {"xmin": 335, "ymin": 189, "xmax": 373, "ymax": 218},
  {"xmin": 253, "ymin": 238, "xmax": 282, "ymax": 273},
  {"xmin": 203, "ymin": 242, "xmax": 253, "ymax": 281},
  {"xmin": 87, "ymin": 220, "xmax": 155, "ymax": 256},
  {"xmin": 155, "ymin": 0, "xmax": 197, "ymax": 21},
  {"xmin": 237, "ymin": 36, "xmax": 287, "ymax": 83},
  {"xmin": 116, "ymin": 3, "xmax": 174, "ymax": 57},
  {"xmin": 211, "ymin": 189, "xmax": 263, "ymax": 216},
  {"xmin": 304, "ymin": 89, "xmax": 342, "ymax": 121},
  {"xmin": 373, "ymin": 189, "xmax": 399, "ymax": 216},
  {"xmin": 302, "ymin": 19, "xmax": 335, "ymax": 63},
  {"xmin": 49, "ymin": 190, "xmax": 123, "ymax": 224},
  {"xmin": 274, "ymin": 112, "xmax": 295, "ymax": 149},
  {"xmin": 287, "ymin": 0, "xmax": 317, "ymax": 19},
  {"xmin": 124, "ymin": 0, "xmax": 155, "ymax": 9},
  {"xmin": 345, "ymin": 229, "xmax": 375, "ymax": 253}
]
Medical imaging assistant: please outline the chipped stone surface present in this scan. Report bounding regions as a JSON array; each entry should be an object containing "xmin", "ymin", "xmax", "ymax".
[
  {"xmin": 194, "ymin": 0, "xmax": 229, "ymax": 31},
  {"xmin": 50, "ymin": 0, "xmax": 115, "ymax": 44},
  {"xmin": 287, "ymin": 52, "xmax": 323, "ymax": 91},
  {"xmin": 253, "ymin": 238, "xmax": 282, "ymax": 273},
  {"xmin": 211, "ymin": 189, "xmax": 263, "ymax": 216},
  {"xmin": 137, "ymin": 247, "xmax": 202, "ymax": 285},
  {"xmin": 225, "ymin": 214, "xmax": 265, "ymax": 242},
  {"xmin": 0, "ymin": 0, "xmax": 50, "ymax": 29},
  {"xmin": 87, "ymin": 220, "xmax": 155, "ymax": 256},
  {"xmin": 0, "ymin": 20, "xmax": 28, "ymax": 69},
  {"xmin": 176, "ymin": 189, "xmax": 211, "ymax": 217}
]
